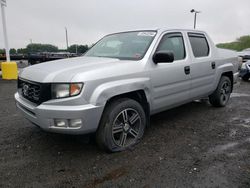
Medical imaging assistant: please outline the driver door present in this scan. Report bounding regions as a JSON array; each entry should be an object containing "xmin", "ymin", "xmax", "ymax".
[{"xmin": 150, "ymin": 32, "xmax": 192, "ymax": 113}]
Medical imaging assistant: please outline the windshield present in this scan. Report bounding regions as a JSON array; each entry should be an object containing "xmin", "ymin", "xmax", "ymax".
[{"xmin": 84, "ymin": 31, "xmax": 157, "ymax": 60}]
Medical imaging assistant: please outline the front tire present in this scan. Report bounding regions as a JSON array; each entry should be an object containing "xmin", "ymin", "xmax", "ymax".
[
  {"xmin": 96, "ymin": 98, "xmax": 146, "ymax": 152},
  {"xmin": 209, "ymin": 76, "xmax": 232, "ymax": 107}
]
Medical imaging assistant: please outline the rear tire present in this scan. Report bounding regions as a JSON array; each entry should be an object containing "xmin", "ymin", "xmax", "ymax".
[
  {"xmin": 209, "ymin": 76, "xmax": 232, "ymax": 107},
  {"xmin": 96, "ymin": 98, "xmax": 146, "ymax": 152}
]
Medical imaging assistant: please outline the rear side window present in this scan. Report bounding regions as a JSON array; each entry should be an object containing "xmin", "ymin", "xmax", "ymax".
[
  {"xmin": 156, "ymin": 33, "xmax": 186, "ymax": 61},
  {"xmin": 188, "ymin": 33, "xmax": 210, "ymax": 57}
]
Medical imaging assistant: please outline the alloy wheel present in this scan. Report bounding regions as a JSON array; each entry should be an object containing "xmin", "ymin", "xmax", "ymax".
[
  {"xmin": 112, "ymin": 108, "xmax": 142, "ymax": 147},
  {"xmin": 220, "ymin": 81, "xmax": 231, "ymax": 104}
]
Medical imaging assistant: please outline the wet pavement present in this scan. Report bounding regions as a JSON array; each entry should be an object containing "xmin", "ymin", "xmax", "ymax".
[{"xmin": 0, "ymin": 77, "xmax": 250, "ymax": 188}]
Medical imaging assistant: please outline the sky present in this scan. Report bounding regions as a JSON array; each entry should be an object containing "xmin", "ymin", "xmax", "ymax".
[{"xmin": 0, "ymin": 0, "xmax": 249, "ymax": 49}]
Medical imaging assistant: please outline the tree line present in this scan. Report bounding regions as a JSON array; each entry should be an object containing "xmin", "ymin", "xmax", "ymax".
[
  {"xmin": 2, "ymin": 35, "xmax": 249, "ymax": 54},
  {"xmin": 0, "ymin": 43, "xmax": 89, "ymax": 54},
  {"xmin": 217, "ymin": 35, "xmax": 250, "ymax": 51}
]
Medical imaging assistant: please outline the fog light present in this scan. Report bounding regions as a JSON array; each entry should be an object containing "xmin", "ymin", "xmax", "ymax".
[
  {"xmin": 69, "ymin": 119, "xmax": 82, "ymax": 128},
  {"xmin": 54, "ymin": 119, "xmax": 67, "ymax": 127}
]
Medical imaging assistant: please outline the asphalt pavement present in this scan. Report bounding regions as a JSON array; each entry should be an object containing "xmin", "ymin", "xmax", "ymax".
[{"xmin": 0, "ymin": 77, "xmax": 250, "ymax": 188}]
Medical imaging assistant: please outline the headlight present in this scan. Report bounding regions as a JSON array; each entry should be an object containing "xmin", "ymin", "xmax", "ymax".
[{"xmin": 51, "ymin": 83, "xmax": 83, "ymax": 99}]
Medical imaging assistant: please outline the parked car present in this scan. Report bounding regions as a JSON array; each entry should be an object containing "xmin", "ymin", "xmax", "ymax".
[
  {"xmin": 28, "ymin": 52, "xmax": 78, "ymax": 65},
  {"xmin": 239, "ymin": 60, "xmax": 250, "ymax": 81},
  {"xmin": 15, "ymin": 29, "xmax": 239, "ymax": 152},
  {"xmin": 238, "ymin": 48, "xmax": 250, "ymax": 61}
]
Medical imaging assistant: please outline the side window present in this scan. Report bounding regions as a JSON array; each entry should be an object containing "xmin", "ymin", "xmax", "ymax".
[
  {"xmin": 156, "ymin": 33, "xmax": 186, "ymax": 61},
  {"xmin": 188, "ymin": 33, "xmax": 210, "ymax": 57}
]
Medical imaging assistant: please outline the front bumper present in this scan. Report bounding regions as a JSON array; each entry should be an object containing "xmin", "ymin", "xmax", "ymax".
[{"xmin": 15, "ymin": 92, "xmax": 104, "ymax": 135}]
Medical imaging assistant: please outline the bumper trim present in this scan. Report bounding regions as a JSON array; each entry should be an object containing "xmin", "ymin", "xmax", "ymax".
[{"xmin": 16, "ymin": 102, "xmax": 36, "ymax": 117}]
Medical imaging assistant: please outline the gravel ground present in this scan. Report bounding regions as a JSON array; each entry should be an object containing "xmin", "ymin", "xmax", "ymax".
[{"xmin": 0, "ymin": 78, "xmax": 250, "ymax": 188}]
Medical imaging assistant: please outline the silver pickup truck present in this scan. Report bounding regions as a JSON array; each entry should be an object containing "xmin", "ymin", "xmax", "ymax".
[{"xmin": 15, "ymin": 29, "xmax": 239, "ymax": 152}]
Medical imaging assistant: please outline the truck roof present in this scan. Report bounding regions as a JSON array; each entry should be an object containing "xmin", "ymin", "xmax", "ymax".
[
  {"xmin": 157, "ymin": 28, "xmax": 205, "ymax": 33},
  {"xmin": 110, "ymin": 28, "xmax": 206, "ymax": 35}
]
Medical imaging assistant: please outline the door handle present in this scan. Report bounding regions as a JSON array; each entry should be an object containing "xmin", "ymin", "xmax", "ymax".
[
  {"xmin": 211, "ymin": 62, "xmax": 216, "ymax": 69},
  {"xmin": 184, "ymin": 66, "xmax": 190, "ymax": 75}
]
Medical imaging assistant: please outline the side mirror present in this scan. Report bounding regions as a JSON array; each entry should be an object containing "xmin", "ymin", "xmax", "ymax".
[{"xmin": 153, "ymin": 51, "xmax": 174, "ymax": 64}]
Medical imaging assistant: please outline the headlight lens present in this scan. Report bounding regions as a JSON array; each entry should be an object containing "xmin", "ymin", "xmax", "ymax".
[{"xmin": 52, "ymin": 83, "xmax": 83, "ymax": 99}]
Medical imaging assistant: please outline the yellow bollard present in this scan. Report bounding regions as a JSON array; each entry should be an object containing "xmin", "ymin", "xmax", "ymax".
[{"xmin": 1, "ymin": 61, "xmax": 18, "ymax": 80}]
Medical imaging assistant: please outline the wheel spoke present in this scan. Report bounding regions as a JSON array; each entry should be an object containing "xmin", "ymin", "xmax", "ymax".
[
  {"xmin": 120, "ymin": 132, "xmax": 127, "ymax": 146},
  {"xmin": 221, "ymin": 94, "xmax": 224, "ymax": 102},
  {"xmin": 223, "ymin": 95, "xmax": 227, "ymax": 101},
  {"xmin": 221, "ymin": 93, "xmax": 228, "ymax": 102},
  {"xmin": 223, "ymin": 83, "xmax": 228, "ymax": 89},
  {"xmin": 129, "ymin": 113, "xmax": 139, "ymax": 125},
  {"xmin": 223, "ymin": 82, "xmax": 231, "ymax": 93},
  {"xmin": 225, "ymin": 86, "xmax": 231, "ymax": 93},
  {"xmin": 129, "ymin": 128, "xmax": 139, "ymax": 138},
  {"xmin": 122, "ymin": 110, "xmax": 129, "ymax": 123},
  {"xmin": 112, "ymin": 123, "xmax": 123, "ymax": 134}
]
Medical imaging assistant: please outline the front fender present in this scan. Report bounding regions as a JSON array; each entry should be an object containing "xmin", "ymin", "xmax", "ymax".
[{"xmin": 90, "ymin": 78, "xmax": 151, "ymax": 106}]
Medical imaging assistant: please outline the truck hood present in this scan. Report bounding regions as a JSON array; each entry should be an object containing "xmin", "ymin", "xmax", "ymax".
[{"xmin": 19, "ymin": 56, "xmax": 143, "ymax": 82}]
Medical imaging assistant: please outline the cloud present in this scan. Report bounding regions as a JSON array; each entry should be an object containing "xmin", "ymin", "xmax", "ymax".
[{"xmin": 0, "ymin": 0, "xmax": 249, "ymax": 49}]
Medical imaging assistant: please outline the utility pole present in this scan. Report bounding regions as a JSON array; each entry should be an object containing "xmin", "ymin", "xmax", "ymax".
[
  {"xmin": 65, "ymin": 27, "xmax": 69, "ymax": 51},
  {"xmin": 1, "ymin": 0, "xmax": 10, "ymax": 61},
  {"xmin": 29, "ymin": 39, "xmax": 33, "ymax": 53},
  {"xmin": 0, "ymin": 0, "xmax": 18, "ymax": 80},
  {"xmin": 190, "ymin": 9, "xmax": 201, "ymax": 29}
]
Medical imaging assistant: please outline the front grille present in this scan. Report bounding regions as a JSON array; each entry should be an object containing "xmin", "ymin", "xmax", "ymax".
[{"xmin": 18, "ymin": 78, "xmax": 51, "ymax": 105}]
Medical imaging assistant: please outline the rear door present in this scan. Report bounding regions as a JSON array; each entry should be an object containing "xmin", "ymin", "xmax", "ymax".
[
  {"xmin": 187, "ymin": 33, "xmax": 216, "ymax": 99},
  {"xmin": 150, "ymin": 32, "xmax": 192, "ymax": 113}
]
